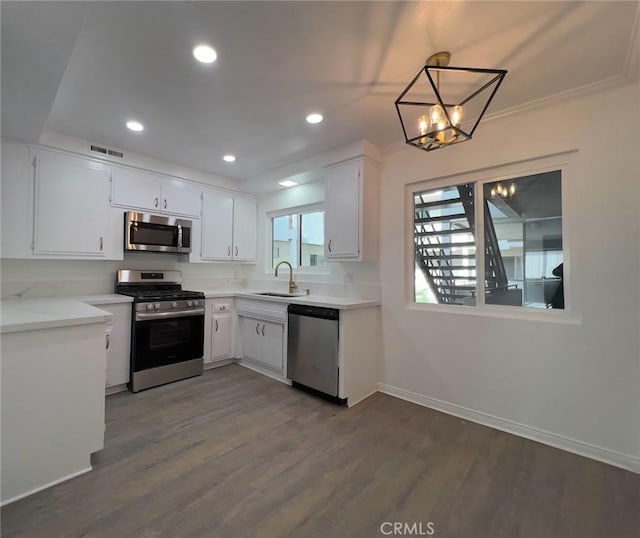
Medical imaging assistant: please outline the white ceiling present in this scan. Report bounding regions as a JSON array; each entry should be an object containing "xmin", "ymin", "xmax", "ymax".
[{"xmin": 2, "ymin": 1, "xmax": 639, "ymax": 184}]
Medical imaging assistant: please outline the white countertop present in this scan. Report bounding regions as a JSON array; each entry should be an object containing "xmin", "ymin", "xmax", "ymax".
[
  {"xmin": 213, "ymin": 290, "xmax": 380, "ymax": 310},
  {"xmin": 0, "ymin": 289, "xmax": 378, "ymax": 334},
  {"xmin": 1, "ymin": 298, "xmax": 114, "ymax": 334}
]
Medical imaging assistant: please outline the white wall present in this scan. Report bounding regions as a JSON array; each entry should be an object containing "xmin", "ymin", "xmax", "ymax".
[{"xmin": 378, "ymin": 81, "xmax": 640, "ymax": 470}]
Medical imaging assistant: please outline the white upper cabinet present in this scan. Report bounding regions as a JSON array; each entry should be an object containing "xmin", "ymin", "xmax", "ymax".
[
  {"xmin": 33, "ymin": 150, "xmax": 111, "ymax": 257},
  {"xmin": 201, "ymin": 188, "xmax": 234, "ymax": 260},
  {"xmin": 111, "ymin": 168, "xmax": 201, "ymax": 218},
  {"xmin": 324, "ymin": 156, "xmax": 379, "ymax": 261},
  {"xmin": 1, "ymin": 143, "xmax": 33, "ymax": 258},
  {"xmin": 232, "ymin": 195, "xmax": 257, "ymax": 262},
  {"xmin": 200, "ymin": 188, "xmax": 257, "ymax": 262}
]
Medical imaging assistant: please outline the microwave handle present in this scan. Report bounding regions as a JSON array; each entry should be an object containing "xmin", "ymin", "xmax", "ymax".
[{"xmin": 177, "ymin": 224, "xmax": 183, "ymax": 253}]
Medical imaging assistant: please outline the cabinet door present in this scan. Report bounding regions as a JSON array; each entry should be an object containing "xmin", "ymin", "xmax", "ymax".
[
  {"xmin": 325, "ymin": 160, "xmax": 360, "ymax": 259},
  {"xmin": 1, "ymin": 143, "xmax": 33, "ymax": 258},
  {"xmin": 238, "ymin": 316, "xmax": 263, "ymax": 362},
  {"xmin": 100, "ymin": 303, "xmax": 131, "ymax": 388},
  {"xmin": 111, "ymin": 167, "xmax": 163, "ymax": 212},
  {"xmin": 203, "ymin": 300, "xmax": 215, "ymax": 364},
  {"xmin": 161, "ymin": 180, "xmax": 201, "ymax": 217},
  {"xmin": 201, "ymin": 188, "xmax": 234, "ymax": 260},
  {"xmin": 232, "ymin": 195, "xmax": 257, "ymax": 261},
  {"xmin": 260, "ymin": 320, "xmax": 284, "ymax": 371},
  {"xmin": 212, "ymin": 313, "xmax": 232, "ymax": 361},
  {"xmin": 34, "ymin": 152, "xmax": 110, "ymax": 256}
]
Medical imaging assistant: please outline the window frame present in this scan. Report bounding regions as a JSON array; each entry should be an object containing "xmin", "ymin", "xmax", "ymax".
[
  {"xmin": 406, "ymin": 151, "xmax": 579, "ymax": 323},
  {"xmin": 267, "ymin": 202, "xmax": 329, "ymax": 274}
]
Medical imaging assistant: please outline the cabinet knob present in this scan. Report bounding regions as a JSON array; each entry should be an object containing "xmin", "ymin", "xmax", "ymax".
[
  {"xmin": 163, "ymin": 199, "xmax": 167, "ymax": 209},
  {"xmin": 256, "ymin": 323, "xmax": 260, "ymax": 335},
  {"xmin": 261, "ymin": 324, "xmax": 265, "ymax": 336},
  {"xmin": 99, "ymin": 236, "xmax": 103, "ymax": 251},
  {"xmin": 328, "ymin": 239, "xmax": 332, "ymax": 253},
  {"xmin": 227, "ymin": 246, "xmax": 231, "ymax": 257},
  {"xmin": 215, "ymin": 319, "xmax": 219, "ymax": 332},
  {"xmin": 235, "ymin": 246, "xmax": 238, "ymax": 257},
  {"xmin": 106, "ymin": 334, "xmax": 110, "ymax": 349},
  {"xmin": 155, "ymin": 197, "xmax": 159, "ymax": 208}
]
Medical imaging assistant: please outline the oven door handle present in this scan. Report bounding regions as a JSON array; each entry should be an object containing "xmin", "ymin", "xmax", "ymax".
[
  {"xmin": 136, "ymin": 308, "xmax": 205, "ymax": 321},
  {"xmin": 177, "ymin": 224, "xmax": 183, "ymax": 253}
]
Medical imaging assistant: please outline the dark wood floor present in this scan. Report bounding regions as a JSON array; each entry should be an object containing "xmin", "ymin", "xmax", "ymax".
[{"xmin": 2, "ymin": 364, "xmax": 639, "ymax": 538}]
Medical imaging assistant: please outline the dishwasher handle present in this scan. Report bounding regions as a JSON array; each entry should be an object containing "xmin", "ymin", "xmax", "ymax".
[{"xmin": 287, "ymin": 304, "xmax": 339, "ymax": 321}]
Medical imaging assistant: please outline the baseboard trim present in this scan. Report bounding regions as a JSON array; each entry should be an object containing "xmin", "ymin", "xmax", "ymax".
[
  {"xmin": 237, "ymin": 360, "xmax": 291, "ymax": 386},
  {"xmin": 1, "ymin": 466, "xmax": 93, "ymax": 507},
  {"xmin": 378, "ymin": 383, "xmax": 640, "ymax": 474}
]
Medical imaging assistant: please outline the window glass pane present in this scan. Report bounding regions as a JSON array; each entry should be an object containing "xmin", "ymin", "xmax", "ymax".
[
  {"xmin": 272, "ymin": 214, "xmax": 298, "ymax": 268},
  {"xmin": 413, "ymin": 183, "xmax": 476, "ymax": 305},
  {"xmin": 300, "ymin": 211, "xmax": 326, "ymax": 267},
  {"xmin": 483, "ymin": 171, "xmax": 563, "ymax": 309}
]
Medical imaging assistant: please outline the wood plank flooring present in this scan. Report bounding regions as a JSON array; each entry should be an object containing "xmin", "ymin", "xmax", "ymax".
[{"xmin": 2, "ymin": 364, "xmax": 639, "ymax": 537}]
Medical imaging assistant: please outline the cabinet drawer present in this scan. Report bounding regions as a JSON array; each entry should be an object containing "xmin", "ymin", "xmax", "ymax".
[{"xmin": 214, "ymin": 303, "xmax": 231, "ymax": 313}]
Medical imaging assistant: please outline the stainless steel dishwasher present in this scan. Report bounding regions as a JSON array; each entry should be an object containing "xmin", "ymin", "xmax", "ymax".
[{"xmin": 287, "ymin": 304, "xmax": 344, "ymax": 404}]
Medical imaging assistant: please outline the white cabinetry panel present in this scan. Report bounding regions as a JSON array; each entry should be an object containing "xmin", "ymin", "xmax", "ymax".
[
  {"xmin": 200, "ymin": 188, "xmax": 256, "ymax": 262},
  {"xmin": 201, "ymin": 189, "xmax": 234, "ymax": 260},
  {"xmin": 232, "ymin": 195, "xmax": 257, "ymax": 261},
  {"xmin": 111, "ymin": 168, "xmax": 201, "ymax": 218},
  {"xmin": 34, "ymin": 150, "xmax": 110, "ymax": 257},
  {"xmin": 101, "ymin": 303, "xmax": 131, "ymax": 390},
  {"xmin": 324, "ymin": 156, "xmax": 379, "ymax": 262}
]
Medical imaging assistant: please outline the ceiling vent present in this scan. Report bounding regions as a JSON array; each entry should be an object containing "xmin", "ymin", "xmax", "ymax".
[{"xmin": 90, "ymin": 144, "xmax": 124, "ymax": 159}]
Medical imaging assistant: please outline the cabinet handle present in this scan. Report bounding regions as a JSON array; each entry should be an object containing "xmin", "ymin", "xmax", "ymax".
[
  {"xmin": 328, "ymin": 239, "xmax": 332, "ymax": 253},
  {"xmin": 163, "ymin": 199, "xmax": 167, "ymax": 209},
  {"xmin": 261, "ymin": 324, "xmax": 265, "ymax": 336},
  {"xmin": 215, "ymin": 319, "xmax": 219, "ymax": 332},
  {"xmin": 106, "ymin": 334, "xmax": 110, "ymax": 349},
  {"xmin": 99, "ymin": 237, "xmax": 103, "ymax": 251},
  {"xmin": 256, "ymin": 323, "xmax": 260, "ymax": 335},
  {"xmin": 227, "ymin": 246, "xmax": 231, "ymax": 257},
  {"xmin": 155, "ymin": 197, "xmax": 159, "ymax": 208},
  {"xmin": 235, "ymin": 246, "xmax": 238, "ymax": 257}
]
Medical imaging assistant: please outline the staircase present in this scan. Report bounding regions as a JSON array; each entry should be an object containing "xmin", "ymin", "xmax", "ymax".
[{"xmin": 414, "ymin": 184, "xmax": 507, "ymax": 305}]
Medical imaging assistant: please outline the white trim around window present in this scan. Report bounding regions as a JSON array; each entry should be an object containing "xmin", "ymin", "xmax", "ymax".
[{"xmin": 405, "ymin": 149, "xmax": 581, "ymax": 324}]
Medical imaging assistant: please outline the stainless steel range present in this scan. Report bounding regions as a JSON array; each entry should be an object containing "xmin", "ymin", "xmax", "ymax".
[{"xmin": 116, "ymin": 270, "xmax": 205, "ymax": 392}]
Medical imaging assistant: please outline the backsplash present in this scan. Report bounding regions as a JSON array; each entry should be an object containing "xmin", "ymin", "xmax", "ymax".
[
  {"xmin": 0, "ymin": 254, "xmax": 252, "ymax": 299},
  {"xmin": 1, "ymin": 255, "xmax": 379, "ymax": 300}
]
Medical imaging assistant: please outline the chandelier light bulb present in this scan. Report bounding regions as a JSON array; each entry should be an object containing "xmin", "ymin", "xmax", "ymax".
[
  {"xmin": 429, "ymin": 104, "xmax": 444, "ymax": 128},
  {"xmin": 509, "ymin": 184, "xmax": 516, "ymax": 195},
  {"xmin": 451, "ymin": 105, "xmax": 463, "ymax": 127}
]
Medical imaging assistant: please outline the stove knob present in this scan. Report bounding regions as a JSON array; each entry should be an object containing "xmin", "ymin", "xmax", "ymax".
[
  {"xmin": 193, "ymin": 300, "xmax": 200, "ymax": 306},
  {"xmin": 187, "ymin": 300, "xmax": 194, "ymax": 307},
  {"xmin": 154, "ymin": 303, "xmax": 160, "ymax": 310},
  {"xmin": 146, "ymin": 303, "xmax": 153, "ymax": 310},
  {"xmin": 172, "ymin": 302, "xmax": 178, "ymax": 308}
]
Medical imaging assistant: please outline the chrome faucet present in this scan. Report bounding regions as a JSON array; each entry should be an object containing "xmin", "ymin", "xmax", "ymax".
[{"xmin": 274, "ymin": 261, "xmax": 298, "ymax": 294}]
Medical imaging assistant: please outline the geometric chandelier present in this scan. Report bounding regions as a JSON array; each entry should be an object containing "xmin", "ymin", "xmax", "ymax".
[{"xmin": 395, "ymin": 51, "xmax": 507, "ymax": 152}]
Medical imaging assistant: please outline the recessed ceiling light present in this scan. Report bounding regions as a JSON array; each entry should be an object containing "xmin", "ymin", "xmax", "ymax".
[
  {"xmin": 193, "ymin": 44, "xmax": 217, "ymax": 64},
  {"xmin": 278, "ymin": 180, "xmax": 299, "ymax": 188},
  {"xmin": 306, "ymin": 113, "xmax": 323, "ymax": 124},
  {"xmin": 223, "ymin": 154, "xmax": 236, "ymax": 163},
  {"xmin": 126, "ymin": 120, "xmax": 144, "ymax": 132}
]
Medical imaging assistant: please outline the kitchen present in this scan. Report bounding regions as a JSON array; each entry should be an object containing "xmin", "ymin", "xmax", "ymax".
[{"xmin": 2, "ymin": 1, "xmax": 640, "ymax": 537}]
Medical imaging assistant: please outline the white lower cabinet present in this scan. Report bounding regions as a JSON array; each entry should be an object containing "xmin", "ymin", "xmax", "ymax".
[
  {"xmin": 236, "ymin": 299, "xmax": 287, "ymax": 375},
  {"xmin": 85, "ymin": 301, "xmax": 131, "ymax": 392},
  {"xmin": 204, "ymin": 299, "xmax": 234, "ymax": 366}
]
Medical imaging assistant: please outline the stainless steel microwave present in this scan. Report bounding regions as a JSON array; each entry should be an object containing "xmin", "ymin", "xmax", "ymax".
[{"xmin": 125, "ymin": 212, "xmax": 192, "ymax": 254}]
